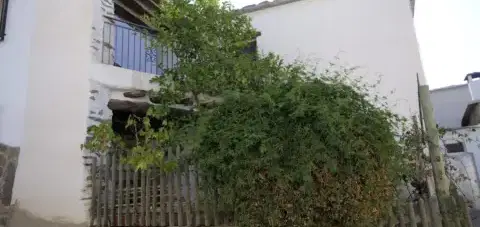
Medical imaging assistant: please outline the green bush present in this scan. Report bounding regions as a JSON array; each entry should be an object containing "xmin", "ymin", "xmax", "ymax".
[{"xmin": 194, "ymin": 77, "xmax": 411, "ymax": 227}]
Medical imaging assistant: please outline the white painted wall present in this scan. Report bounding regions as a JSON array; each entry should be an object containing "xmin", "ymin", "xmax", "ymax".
[
  {"xmin": 446, "ymin": 152, "xmax": 480, "ymax": 208},
  {"xmin": 430, "ymin": 84, "xmax": 470, "ymax": 129},
  {"xmin": 91, "ymin": 63, "xmax": 157, "ymax": 91},
  {"xmin": 88, "ymin": 63, "xmax": 159, "ymax": 128},
  {"xmin": 11, "ymin": 0, "xmax": 93, "ymax": 223},
  {"xmin": 468, "ymin": 79, "xmax": 480, "ymax": 101},
  {"xmin": 247, "ymin": 0, "xmax": 425, "ymax": 118},
  {"xmin": 0, "ymin": 0, "xmax": 36, "ymax": 146},
  {"xmin": 7, "ymin": 0, "xmax": 160, "ymax": 222}
]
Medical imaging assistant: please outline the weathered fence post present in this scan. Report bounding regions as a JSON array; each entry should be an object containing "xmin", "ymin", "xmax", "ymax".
[
  {"xmin": 175, "ymin": 146, "xmax": 184, "ymax": 226},
  {"xmin": 146, "ymin": 169, "xmax": 151, "ymax": 226},
  {"xmin": 132, "ymin": 169, "xmax": 138, "ymax": 225},
  {"xmin": 427, "ymin": 195, "xmax": 442, "ymax": 227},
  {"xmin": 152, "ymin": 168, "xmax": 157, "ymax": 226},
  {"xmin": 125, "ymin": 165, "xmax": 131, "ymax": 226},
  {"xmin": 118, "ymin": 160, "xmax": 124, "ymax": 226},
  {"xmin": 168, "ymin": 148, "xmax": 175, "ymax": 226},
  {"xmin": 102, "ymin": 155, "xmax": 109, "ymax": 226},
  {"xmin": 397, "ymin": 200, "xmax": 406, "ymax": 227},
  {"xmin": 408, "ymin": 201, "xmax": 417, "ymax": 227},
  {"xmin": 160, "ymin": 169, "xmax": 166, "ymax": 226},
  {"xmin": 459, "ymin": 196, "xmax": 474, "ymax": 227},
  {"xmin": 185, "ymin": 156, "xmax": 193, "ymax": 226},
  {"xmin": 387, "ymin": 207, "xmax": 396, "ymax": 227},
  {"xmin": 378, "ymin": 219, "xmax": 385, "ymax": 227},
  {"xmin": 418, "ymin": 197, "xmax": 429, "ymax": 227},
  {"xmin": 194, "ymin": 167, "xmax": 202, "ymax": 226},
  {"xmin": 419, "ymin": 84, "xmax": 450, "ymax": 227},
  {"xmin": 110, "ymin": 153, "xmax": 117, "ymax": 226},
  {"xmin": 90, "ymin": 157, "xmax": 98, "ymax": 227},
  {"xmin": 95, "ymin": 157, "xmax": 101, "ymax": 226}
]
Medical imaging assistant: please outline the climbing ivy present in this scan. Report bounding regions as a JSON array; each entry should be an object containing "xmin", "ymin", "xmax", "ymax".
[{"xmin": 192, "ymin": 70, "xmax": 415, "ymax": 226}]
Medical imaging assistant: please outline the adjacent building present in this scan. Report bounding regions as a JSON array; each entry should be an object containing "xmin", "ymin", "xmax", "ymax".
[{"xmin": 430, "ymin": 72, "xmax": 480, "ymax": 209}]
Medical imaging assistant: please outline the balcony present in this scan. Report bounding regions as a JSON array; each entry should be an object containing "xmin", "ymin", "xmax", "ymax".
[
  {"xmin": 88, "ymin": 17, "xmax": 176, "ymax": 127},
  {"xmin": 101, "ymin": 17, "xmax": 177, "ymax": 75},
  {"xmin": 90, "ymin": 16, "xmax": 258, "ymax": 123}
]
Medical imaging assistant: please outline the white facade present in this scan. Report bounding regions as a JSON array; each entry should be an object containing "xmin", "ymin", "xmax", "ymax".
[
  {"xmin": 466, "ymin": 74, "xmax": 480, "ymax": 101},
  {"xmin": 7, "ymin": 0, "xmax": 93, "ymax": 224},
  {"xmin": 0, "ymin": 0, "xmax": 155, "ymax": 225},
  {"xmin": 430, "ymin": 78, "xmax": 480, "ymax": 129},
  {"xmin": 246, "ymin": 0, "xmax": 425, "ymax": 118},
  {"xmin": 0, "ymin": 0, "xmax": 36, "ymax": 146},
  {"xmin": 431, "ymin": 83, "xmax": 470, "ymax": 129},
  {"xmin": 0, "ymin": 0, "xmax": 426, "ymax": 225}
]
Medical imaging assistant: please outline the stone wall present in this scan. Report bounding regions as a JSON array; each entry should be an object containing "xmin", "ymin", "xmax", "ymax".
[
  {"xmin": 89, "ymin": 0, "xmax": 115, "ymax": 128},
  {"xmin": 0, "ymin": 143, "xmax": 17, "ymax": 227},
  {"xmin": 91, "ymin": 0, "xmax": 115, "ymax": 63},
  {"xmin": 0, "ymin": 143, "xmax": 19, "ymax": 207},
  {"xmin": 85, "ymin": 0, "xmax": 117, "ymax": 222}
]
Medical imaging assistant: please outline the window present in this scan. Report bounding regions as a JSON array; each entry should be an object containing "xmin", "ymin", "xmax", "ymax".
[
  {"xmin": 242, "ymin": 39, "xmax": 258, "ymax": 60},
  {"xmin": 243, "ymin": 39, "xmax": 257, "ymax": 55},
  {"xmin": 445, "ymin": 142, "xmax": 465, "ymax": 153},
  {"xmin": 0, "ymin": 0, "xmax": 9, "ymax": 41}
]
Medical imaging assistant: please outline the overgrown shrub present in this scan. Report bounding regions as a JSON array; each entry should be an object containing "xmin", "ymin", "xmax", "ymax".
[{"xmin": 194, "ymin": 75, "xmax": 411, "ymax": 227}]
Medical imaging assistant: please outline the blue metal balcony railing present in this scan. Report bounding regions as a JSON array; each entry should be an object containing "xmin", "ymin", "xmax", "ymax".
[{"xmin": 101, "ymin": 18, "xmax": 177, "ymax": 75}]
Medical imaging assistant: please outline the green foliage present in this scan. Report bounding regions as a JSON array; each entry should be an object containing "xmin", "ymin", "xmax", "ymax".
[
  {"xmin": 193, "ymin": 73, "xmax": 413, "ymax": 227},
  {"xmin": 83, "ymin": 0, "xmax": 416, "ymax": 226},
  {"xmin": 83, "ymin": 114, "xmax": 177, "ymax": 172},
  {"xmin": 148, "ymin": 0, "xmax": 259, "ymax": 101},
  {"xmin": 82, "ymin": 122, "xmax": 121, "ymax": 152},
  {"xmin": 83, "ymin": 0, "xmax": 258, "ymax": 172}
]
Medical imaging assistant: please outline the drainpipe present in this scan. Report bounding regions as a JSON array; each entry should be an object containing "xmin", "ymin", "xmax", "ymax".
[
  {"xmin": 410, "ymin": 0, "xmax": 415, "ymax": 17},
  {"xmin": 467, "ymin": 74, "xmax": 475, "ymax": 101}
]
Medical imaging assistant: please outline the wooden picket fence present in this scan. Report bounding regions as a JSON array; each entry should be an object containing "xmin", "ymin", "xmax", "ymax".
[
  {"xmin": 85, "ymin": 147, "xmax": 232, "ymax": 227},
  {"xmin": 378, "ymin": 195, "xmax": 473, "ymax": 227},
  {"xmin": 84, "ymin": 148, "xmax": 474, "ymax": 227}
]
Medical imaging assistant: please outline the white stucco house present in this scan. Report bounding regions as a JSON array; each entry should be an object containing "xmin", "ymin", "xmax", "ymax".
[
  {"xmin": 430, "ymin": 72, "xmax": 480, "ymax": 209},
  {"xmin": 242, "ymin": 0, "xmax": 423, "ymax": 118},
  {"xmin": 0, "ymin": 0, "xmax": 425, "ymax": 225}
]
